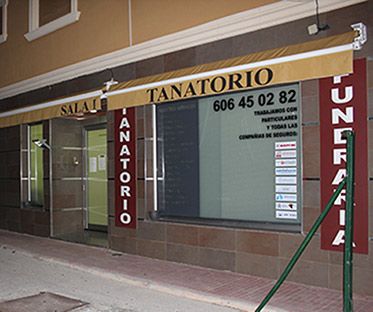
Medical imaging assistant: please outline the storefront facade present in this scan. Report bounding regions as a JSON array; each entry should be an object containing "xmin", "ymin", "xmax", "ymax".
[{"xmin": 0, "ymin": 0, "xmax": 372, "ymax": 296}]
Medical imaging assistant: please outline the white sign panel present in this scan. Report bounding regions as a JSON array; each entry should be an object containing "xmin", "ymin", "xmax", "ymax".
[
  {"xmin": 275, "ymin": 141, "xmax": 297, "ymax": 150},
  {"xmin": 275, "ymin": 159, "xmax": 297, "ymax": 167},
  {"xmin": 98, "ymin": 154, "xmax": 106, "ymax": 171},
  {"xmin": 275, "ymin": 185, "xmax": 297, "ymax": 193},
  {"xmin": 275, "ymin": 202, "xmax": 297, "ymax": 211},
  {"xmin": 275, "ymin": 176, "xmax": 297, "ymax": 184},
  {"xmin": 89, "ymin": 157, "xmax": 97, "ymax": 173},
  {"xmin": 275, "ymin": 193, "xmax": 297, "ymax": 202},
  {"xmin": 275, "ymin": 150, "xmax": 297, "ymax": 159},
  {"xmin": 276, "ymin": 211, "xmax": 298, "ymax": 219},
  {"xmin": 275, "ymin": 167, "xmax": 297, "ymax": 176}
]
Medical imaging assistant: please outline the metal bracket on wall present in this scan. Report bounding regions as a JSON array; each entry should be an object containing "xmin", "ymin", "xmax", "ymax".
[{"xmin": 351, "ymin": 22, "xmax": 367, "ymax": 50}]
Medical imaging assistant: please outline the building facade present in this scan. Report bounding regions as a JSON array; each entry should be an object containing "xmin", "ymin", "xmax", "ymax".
[{"xmin": 0, "ymin": 0, "xmax": 372, "ymax": 296}]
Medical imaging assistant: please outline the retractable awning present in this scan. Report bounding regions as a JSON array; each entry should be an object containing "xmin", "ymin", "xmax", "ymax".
[
  {"xmin": 0, "ymin": 25, "xmax": 365, "ymax": 129},
  {"xmin": 106, "ymin": 30, "xmax": 359, "ymax": 110}
]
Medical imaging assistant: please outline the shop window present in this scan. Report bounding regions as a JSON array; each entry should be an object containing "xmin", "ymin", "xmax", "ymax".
[
  {"xmin": 0, "ymin": 0, "xmax": 8, "ymax": 44},
  {"xmin": 26, "ymin": 123, "xmax": 44, "ymax": 207},
  {"xmin": 156, "ymin": 84, "xmax": 302, "ymax": 230},
  {"xmin": 25, "ymin": 0, "xmax": 80, "ymax": 41}
]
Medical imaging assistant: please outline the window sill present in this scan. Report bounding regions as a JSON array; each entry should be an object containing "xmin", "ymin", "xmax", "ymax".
[
  {"xmin": 24, "ymin": 11, "xmax": 81, "ymax": 42},
  {"xmin": 22, "ymin": 201, "xmax": 45, "ymax": 211},
  {"xmin": 0, "ymin": 33, "xmax": 7, "ymax": 44},
  {"xmin": 21, "ymin": 206, "xmax": 45, "ymax": 212},
  {"xmin": 156, "ymin": 215, "xmax": 301, "ymax": 233}
]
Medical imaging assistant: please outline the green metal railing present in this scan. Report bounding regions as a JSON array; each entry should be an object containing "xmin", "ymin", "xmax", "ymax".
[
  {"xmin": 343, "ymin": 130, "xmax": 355, "ymax": 312},
  {"xmin": 256, "ymin": 130, "xmax": 355, "ymax": 312}
]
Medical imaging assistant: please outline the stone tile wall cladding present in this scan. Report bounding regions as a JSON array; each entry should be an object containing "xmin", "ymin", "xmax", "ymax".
[
  {"xmin": 106, "ymin": 2, "xmax": 373, "ymax": 297},
  {"xmin": 0, "ymin": 1, "xmax": 372, "ymax": 296},
  {"xmin": 51, "ymin": 118, "xmax": 84, "ymax": 237},
  {"xmin": 0, "ymin": 123, "xmax": 50, "ymax": 237}
]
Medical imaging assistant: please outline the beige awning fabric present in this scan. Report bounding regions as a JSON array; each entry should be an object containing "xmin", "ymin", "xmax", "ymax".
[
  {"xmin": 0, "ymin": 91, "xmax": 102, "ymax": 128},
  {"xmin": 107, "ymin": 31, "xmax": 356, "ymax": 110}
]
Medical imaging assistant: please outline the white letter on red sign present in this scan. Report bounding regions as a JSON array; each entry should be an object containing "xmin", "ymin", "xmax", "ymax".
[{"xmin": 331, "ymin": 86, "xmax": 353, "ymax": 104}]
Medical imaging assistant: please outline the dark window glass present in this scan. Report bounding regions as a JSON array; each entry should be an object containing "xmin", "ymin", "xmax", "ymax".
[
  {"xmin": 39, "ymin": 0, "xmax": 71, "ymax": 26},
  {"xmin": 0, "ymin": 6, "xmax": 3, "ymax": 35},
  {"xmin": 157, "ymin": 100, "xmax": 200, "ymax": 217}
]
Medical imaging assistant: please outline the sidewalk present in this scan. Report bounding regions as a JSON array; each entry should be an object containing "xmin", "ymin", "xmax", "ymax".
[{"xmin": 0, "ymin": 230, "xmax": 372, "ymax": 312}]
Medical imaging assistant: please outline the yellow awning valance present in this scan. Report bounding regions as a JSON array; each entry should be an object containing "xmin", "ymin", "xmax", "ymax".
[
  {"xmin": 0, "ymin": 91, "xmax": 102, "ymax": 128},
  {"xmin": 107, "ymin": 31, "xmax": 356, "ymax": 110}
]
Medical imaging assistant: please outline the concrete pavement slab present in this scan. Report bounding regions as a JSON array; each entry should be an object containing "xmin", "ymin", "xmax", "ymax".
[{"xmin": 0, "ymin": 230, "xmax": 372, "ymax": 312}]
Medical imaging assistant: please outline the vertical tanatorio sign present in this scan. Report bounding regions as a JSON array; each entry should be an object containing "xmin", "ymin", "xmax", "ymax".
[
  {"xmin": 319, "ymin": 58, "xmax": 368, "ymax": 254},
  {"xmin": 115, "ymin": 108, "xmax": 137, "ymax": 228}
]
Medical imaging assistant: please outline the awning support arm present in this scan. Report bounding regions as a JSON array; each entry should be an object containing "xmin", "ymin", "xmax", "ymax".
[{"xmin": 351, "ymin": 22, "xmax": 367, "ymax": 50}]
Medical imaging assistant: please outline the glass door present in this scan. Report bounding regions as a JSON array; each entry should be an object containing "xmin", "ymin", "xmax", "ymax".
[{"xmin": 85, "ymin": 127, "xmax": 108, "ymax": 230}]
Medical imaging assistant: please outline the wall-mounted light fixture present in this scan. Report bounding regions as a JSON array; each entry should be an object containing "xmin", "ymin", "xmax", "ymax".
[
  {"xmin": 307, "ymin": 0, "xmax": 329, "ymax": 35},
  {"xmin": 32, "ymin": 139, "xmax": 51, "ymax": 150},
  {"xmin": 103, "ymin": 68, "xmax": 119, "ymax": 92}
]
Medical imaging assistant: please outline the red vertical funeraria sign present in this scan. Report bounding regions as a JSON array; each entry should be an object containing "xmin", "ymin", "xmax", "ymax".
[
  {"xmin": 115, "ymin": 108, "xmax": 137, "ymax": 228},
  {"xmin": 319, "ymin": 58, "xmax": 368, "ymax": 254}
]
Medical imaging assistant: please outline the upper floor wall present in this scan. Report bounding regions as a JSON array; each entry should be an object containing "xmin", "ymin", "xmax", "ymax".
[
  {"xmin": 131, "ymin": 0, "xmax": 278, "ymax": 44},
  {"xmin": 0, "ymin": 0, "xmax": 130, "ymax": 88},
  {"xmin": 0, "ymin": 0, "xmax": 277, "ymax": 89}
]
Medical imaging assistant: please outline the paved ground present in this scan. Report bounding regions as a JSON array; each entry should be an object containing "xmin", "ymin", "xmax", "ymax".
[
  {"xmin": 0, "ymin": 246, "xmax": 237, "ymax": 312},
  {"xmin": 0, "ymin": 230, "xmax": 373, "ymax": 312}
]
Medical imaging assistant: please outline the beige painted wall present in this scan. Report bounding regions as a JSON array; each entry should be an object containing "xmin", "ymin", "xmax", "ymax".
[
  {"xmin": 131, "ymin": 0, "xmax": 278, "ymax": 44},
  {"xmin": 0, "ymin": 0, "xmax": 278, "ymax": 89},
  {"xmin": 0, "ymin": 0, "xmax": 130, "ymax": 88}
]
